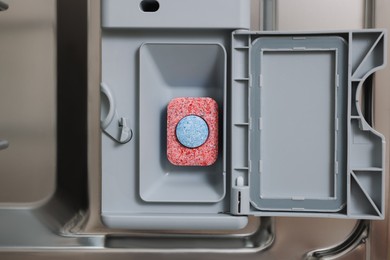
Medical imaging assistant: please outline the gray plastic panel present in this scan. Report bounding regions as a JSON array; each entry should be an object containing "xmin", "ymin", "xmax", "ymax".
[
  {"xmin": 100, "ymin": 0, "xmax": 251, "ymax": 230},
  {"xmin": 101, "ymin": 0, "xmax": 250, "ymax": 29},
  {"xmin": 230, "ymin": 30, "xmax": 386, "ymax": 219},
  {"xmin": 101, "ymin": 31, "xmax": 249, "ymax": 230}
]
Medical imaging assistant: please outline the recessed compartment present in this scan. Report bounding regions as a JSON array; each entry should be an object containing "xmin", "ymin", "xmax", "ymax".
[{"xmin": 139, "ymin": 43, "xmax": 226, "ymax": 203}]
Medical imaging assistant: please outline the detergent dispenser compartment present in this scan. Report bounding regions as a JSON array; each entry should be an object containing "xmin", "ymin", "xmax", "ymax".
[
  {"xmin": 100, "ymin": 0, "xmax": 250, "ymax": 230},
  {"xmin": 139, "ymin": 43, "xmax": 226, "ymax": 203},
  {"xmin": 100, "ymin": 0, "xmax": 387, "ymax": 231}
]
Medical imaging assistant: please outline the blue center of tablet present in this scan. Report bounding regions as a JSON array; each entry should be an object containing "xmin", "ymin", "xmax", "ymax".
[{"xmin": 176, "ymin": 115, "xmax": 209, "ymax": 148}]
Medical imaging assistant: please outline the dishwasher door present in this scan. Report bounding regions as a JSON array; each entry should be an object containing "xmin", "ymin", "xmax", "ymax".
[{"xmin": 0, "ymin": 0, "xmax": 389, "ymax": 259}]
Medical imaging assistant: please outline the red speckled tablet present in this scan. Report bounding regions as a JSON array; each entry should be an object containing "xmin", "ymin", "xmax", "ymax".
[{"xmin": 167, "ymin": 97, "xmax": 218, "ymax": 166}]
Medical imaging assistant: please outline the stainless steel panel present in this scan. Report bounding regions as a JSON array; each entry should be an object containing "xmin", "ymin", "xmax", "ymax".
[
  {"xmin": 261, "ymin": 0, "xmax": 367, "ymax": 30},
  {"xmin": 278, "ymin": 0, "xmax": 366, "ymax": 30},
  {"xmin": 0, "ymin": 0, "xmax": 56, "ymax": 205},
  {"xmin": 0, "ymin": 0, "xmax": 389, "ymax": 259},
  {"xmin": 368, "ymin": 1, "xmax": 390, "ymax": 259}
]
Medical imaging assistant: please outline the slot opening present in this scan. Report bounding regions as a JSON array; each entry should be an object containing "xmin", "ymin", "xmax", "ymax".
[{"xmin": 140, "ymin": 0, "xmax": 159, "ymax": 12}]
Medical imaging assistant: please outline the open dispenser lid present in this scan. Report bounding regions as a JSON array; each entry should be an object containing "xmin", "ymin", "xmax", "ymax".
[{"xmin": 230, "ymin": 30, "xmax": 386, "ymax": 219}]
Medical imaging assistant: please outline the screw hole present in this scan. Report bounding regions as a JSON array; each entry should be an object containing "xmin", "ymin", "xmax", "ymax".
[{"xmin": 140, "ymin": 0, "xmax": 159, "ymax": 12}]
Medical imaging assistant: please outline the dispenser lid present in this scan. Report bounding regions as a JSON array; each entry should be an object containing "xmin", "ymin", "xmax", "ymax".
[{"xmin": 230, "ymin": 30, "xmax": 386, "ymax": 219}]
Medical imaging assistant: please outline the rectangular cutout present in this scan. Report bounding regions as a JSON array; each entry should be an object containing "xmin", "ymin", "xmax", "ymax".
[
  {"xmin": 260, "ymin": 50, "xmax": 336, "ymax": 199},
  {"xmin": 247, "ymin": 36, "xmax": 348, "ymax": 212}
]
